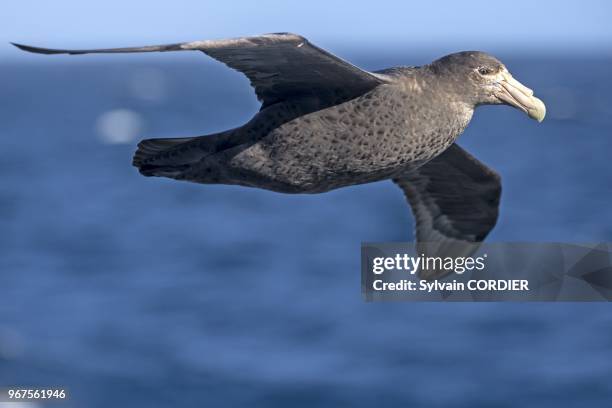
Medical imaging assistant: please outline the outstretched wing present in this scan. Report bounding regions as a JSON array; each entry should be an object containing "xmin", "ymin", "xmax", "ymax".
[
  {"xmin": 12, "ymin": 33, "xmax": 387, "ymax": 108},
  {"xmin": 393, "ymin": 144, "xmax": 502, "ymax": 280}
]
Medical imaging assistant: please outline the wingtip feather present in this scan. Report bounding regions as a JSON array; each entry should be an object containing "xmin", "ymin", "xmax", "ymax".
[{"xmin": 11, "ymin": 42, "xmax": 67, "ymax": 55}]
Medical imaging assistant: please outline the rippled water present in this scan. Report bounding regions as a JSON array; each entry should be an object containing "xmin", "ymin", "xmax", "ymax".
[{"xmin": 1, "ymin": 53, "xmax": 611, "ymax": 407}]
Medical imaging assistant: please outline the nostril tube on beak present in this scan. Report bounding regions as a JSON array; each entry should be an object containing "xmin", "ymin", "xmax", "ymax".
[
  {"xmin": 507, "ymin": 76, "xmax": 533, "ymax": 97},
  {"xmin": 502, "ymin": 72, "xmax": 534, "ymax": 96}
]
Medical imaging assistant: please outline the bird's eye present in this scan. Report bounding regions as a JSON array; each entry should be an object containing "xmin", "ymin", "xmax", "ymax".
[{"xmin": 478, "ymin": 67, "xmax": 493, "ymax": 75}]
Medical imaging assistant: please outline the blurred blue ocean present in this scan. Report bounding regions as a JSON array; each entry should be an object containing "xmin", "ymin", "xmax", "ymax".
[{"xmin": 1, "ymin": 52, "xmax": 612, "ymax": 407}]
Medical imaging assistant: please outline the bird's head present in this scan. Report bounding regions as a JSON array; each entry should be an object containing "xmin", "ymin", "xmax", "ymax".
[{"xmin": 429, "ymin": 51, "xmax": 546, "ymax": 122}]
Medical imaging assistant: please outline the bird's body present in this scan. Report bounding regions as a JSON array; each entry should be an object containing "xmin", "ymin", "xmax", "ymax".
[
  {"xmin": 141, "ymin": 68, "xmax": 472, "ymax": 194},
  {"xmin": 13, "ymin": 33, "xmax": 546, "ymax": 278}
]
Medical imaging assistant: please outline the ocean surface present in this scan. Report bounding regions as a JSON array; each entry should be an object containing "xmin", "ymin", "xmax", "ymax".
[{"xmin": 1, "ymin": 52, "xmax": 611, "ymax": 407}]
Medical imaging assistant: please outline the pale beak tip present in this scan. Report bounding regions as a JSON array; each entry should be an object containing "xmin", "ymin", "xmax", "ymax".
[{"xmin": 528, "ymin": 97, "xmax": 546, "ymax": 123}]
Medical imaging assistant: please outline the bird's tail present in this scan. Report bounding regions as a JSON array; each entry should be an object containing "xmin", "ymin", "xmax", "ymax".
[
  {"xmin": 132, "ymin": 128, "xmax": 240, "ymax": 178},
  {"xmin": 132, "ymin": 137, "xmax": 199, "ymax": 177}
]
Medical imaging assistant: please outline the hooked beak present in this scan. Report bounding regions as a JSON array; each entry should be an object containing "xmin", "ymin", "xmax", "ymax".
[{"xmin": 495, "ymin": 71, "xmax": 546, "ymax": 122}]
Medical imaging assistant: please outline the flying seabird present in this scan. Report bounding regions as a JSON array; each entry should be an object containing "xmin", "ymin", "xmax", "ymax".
[{"xmin": 13, "ymin": 33, "xmax": 546, "ymax": 279}]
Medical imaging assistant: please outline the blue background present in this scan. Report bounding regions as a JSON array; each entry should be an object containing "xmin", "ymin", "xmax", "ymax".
[{"xmin": 1, "ymin": 1, "xmax": 612, "ymax": 407}]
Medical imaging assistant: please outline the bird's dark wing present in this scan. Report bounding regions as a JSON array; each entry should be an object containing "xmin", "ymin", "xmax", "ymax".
[
  {"xmin": 12, "ymin": 33, "xmax": 387, "ymax": 108},
  {"xmin": 393, "ymin": 144, "xmax": 502, "ymax": 279}
]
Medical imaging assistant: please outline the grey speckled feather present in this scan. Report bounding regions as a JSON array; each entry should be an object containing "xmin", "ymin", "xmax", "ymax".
[{"xmin": 13, "ymin": 33, "xmax": 547, "ymax": 278}]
